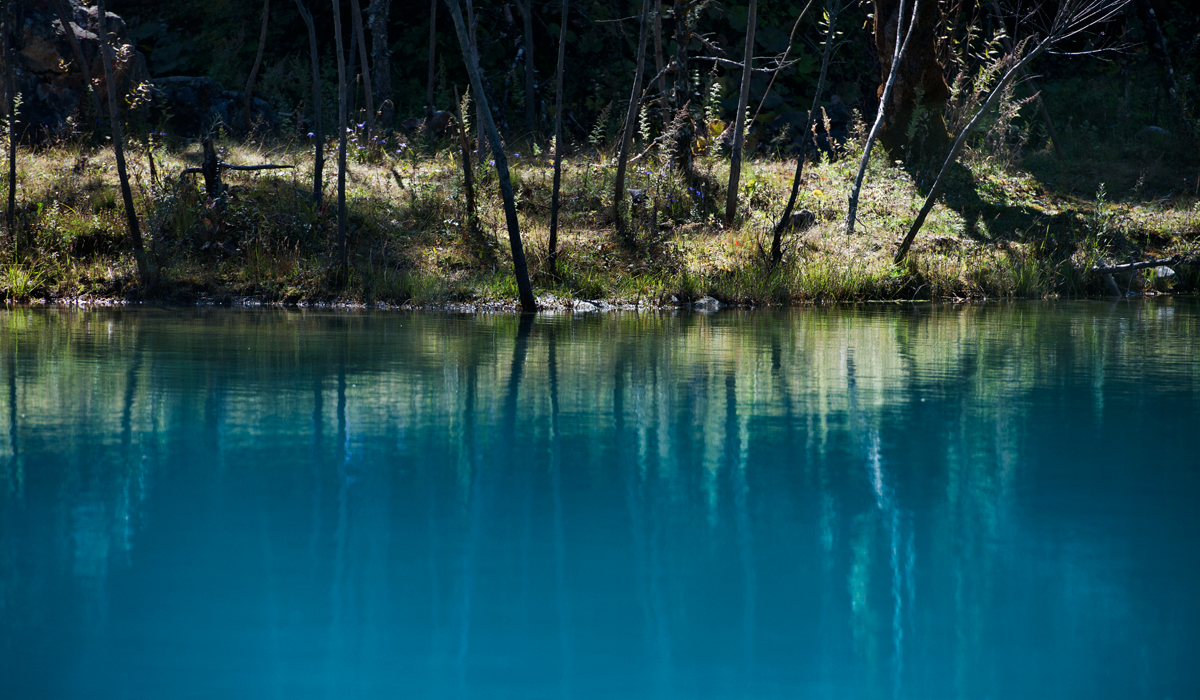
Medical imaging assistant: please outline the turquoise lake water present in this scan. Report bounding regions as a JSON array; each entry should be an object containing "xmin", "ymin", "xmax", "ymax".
[{"xmin": 1, "ymin": 303, "xmax": 1198, "ymax": 699}]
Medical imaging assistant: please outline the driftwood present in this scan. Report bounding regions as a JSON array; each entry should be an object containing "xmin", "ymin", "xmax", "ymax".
[
  {"xmin": 1091, "ymin": 255, "xmax": 1200, "ymax": 274},
  {"xmin": 179, "ymin": 141, "xmax": 295, "ymax": 201}
]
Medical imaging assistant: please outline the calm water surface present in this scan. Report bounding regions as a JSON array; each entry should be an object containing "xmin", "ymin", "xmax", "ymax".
[{"xmin": 1, "ymin": 302, "xmax": 1198, "ymax": 699}]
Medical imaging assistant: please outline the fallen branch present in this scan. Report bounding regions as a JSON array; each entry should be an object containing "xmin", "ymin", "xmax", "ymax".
[
  {"xmin": 180, "ymin": 163, "xmax": 295, "ymax": 178},
  {"xmin": 1091, "ymin": 255, "xmax": 1200, "ymax": 274}
]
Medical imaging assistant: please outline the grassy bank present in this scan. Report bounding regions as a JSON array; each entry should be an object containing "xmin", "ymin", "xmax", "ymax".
[{"xmin": 2, "ymin": 127, "xmax": 1198, "ymax": 307}]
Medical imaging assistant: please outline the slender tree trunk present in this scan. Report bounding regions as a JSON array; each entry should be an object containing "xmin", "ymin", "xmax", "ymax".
[
  {"xmin": 244, "ymin": 0, "xmax": 270, "ymax": 133},
  {"xmin": 350, "ymin": 0, "xmax": 375, "ymax": 144},
  {"xmin": 724, "ymin": 0, "xmax": 756, "ymax": 228},
  {"xmin": 52, "ymin": 0, "xmax": 103, "ymax": 121},
  {"xmin": 845, "ymin": 0, "xmax": 917, "ymax": 236},
  {"xmin": 652, "ymin": 0, "xmax": 666, "ymax": 107},
  {"xmin": 452, "ymin": 85, "xmax": 478, "ymax": 240},
  {"xmin": 770, "ymin": 0, "xmax": 840, "ymax": 265},
  {"xmin": 332, "ymin": 0, "xmax": 350, "ymax": 272},
  {"xmin": 97, "ymin": 0, "xmax": 147, "ymax": 279},
  {"xmin": 516, "ymin": 0, "xmax": 538, "ymax": 141},
  {"xmin": 894, "ymin": 37, "xmax": 1052, "ymax": 263},
  {"xmin": 548, "ymin": 0, "xmax": 568, "ymax": 272},
  {"xmin": 613, "ymin": 0, "xmax": 652, "ymax": 239},
  {"xmin": 427, "ymin": 0, "xmax": 438, "ymax": 120},
  {"xmin": 4, "ymin": 1, "xmax": 15, "ymax": 246},
  {"xmin": 445, "ymin": 0, "xmax": 537, "ymax": 311},
  {"xmin": 468, "ymin": 0, "xmax": 487, "ymax": 163},
  {"xmin": 369, "ymin": 0, "xmax": 393, "ymax": 127},
  {"xmin": 294, "ymin": 0, "xmax": 324, "ymax": 205}
]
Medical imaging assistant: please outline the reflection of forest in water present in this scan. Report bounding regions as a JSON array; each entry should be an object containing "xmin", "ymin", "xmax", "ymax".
[{"xmin": 1, "ymin": 303, "xmax": 1198, "ymax": 698}]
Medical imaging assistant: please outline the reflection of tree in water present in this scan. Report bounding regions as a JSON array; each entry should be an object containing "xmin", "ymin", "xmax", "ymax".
[{"xmin": 0, "ymin": 304, "xmax": 1197, "ymax": 697}]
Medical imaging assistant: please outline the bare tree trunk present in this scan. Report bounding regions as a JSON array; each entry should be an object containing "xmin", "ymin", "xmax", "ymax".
[
  {"xmin": 97, "ymin": 0, "xmax": 147, "ymax": 280},
  {"xmin": 613, "ymin": 0, "xmax": 651, "ymax": 239},
  {"xmin": 4, "ymin": 1, "xmax": 15, "ymax": 246},
  {"xmin": 770, "ymin": 0, "xmax": 840, "ymax": 266},
  {"xmin": 52, "ymin": 0, "xmax": 103, "ymax": 121},
  {"xmin": 244, "ymin": 0, "xmax": 270, "ymax": 133},
  {"xmin": 845, "ymin": 0, "xmax": 917, "ymax": 237},
  {"xmin": 894, "ymin": 37, "xmax": 1054, "ymax": 263},
  {"xmin": 332, "ymin": 0, "xmax": 350, "ymax": 272},
  {"xmin": 516, "ymin": 0, "xmax": 537, "ymax": 141},
  {"xmin": 652, "ymin": 0, "xmax": 666, "ymax": 107},
  {"xmin": 427, "ymin": 0, "xmax": 438, "ymax": 120},
  {"xmin": 548, "ymin": 0, "xmax": 568, "ymax": 272},
  {"xmin": 294, "ymin": 0, "xmax": 324, "ymax": 205},
  {"xmin": 723, "ymin": 0, "xmax": 756, "ymax": 228},
  {"xmin": 467, "ymin": 0, "xmax": 487, "ymax": 162},
  {"xmin": 452, "ymin": 85, "xmax": 478, "ymax": 240},
  {"xmin": 369, "ymin": 0, "xmax": 393, "ymax": 128},
  {"xmin": 445, "ymin": 0, "xmax": 537, "ymax": 312},
  {"xmin": 669, "ymin": 0, "xmax": 695, "ymax": 178},
  {"xmin": 350, "ymin": 0, "xmax": 375, "ymax": 144}
]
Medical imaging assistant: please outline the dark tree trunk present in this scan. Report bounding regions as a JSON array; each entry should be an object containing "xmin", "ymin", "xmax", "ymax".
[
  {"xmin": 52, "ymin": 0, "xmax": 103, "ymax": 120},
  {"xmin": 770, "ymin": 0, "xmax": 840, "ymax": 265},
  {"xmin": 873, "ymin": 0, "xmax": 951, "ymax": 161},
  {"xmin": 4, "ymin": 1, "xmax": 15, "ymax": 245},
  {"xmin": 350, "ymin": 0, "xmax": 375, "ymax": 144},
  {"xmin": 445, "ymin": 0, "xmax": 537, "ymax": 311},
  {"xmin": 516, "ymin": 0, "xmax": 538, "ymax": 140},
  {"xmin": 427, "ymin": 0, "xmax": 438, "ymax": 120},
  {"xmin": 369, "ymin": 0, "xmax": 393, "ymax": 127},
  {"xmin": 548, "ymin": 0, "xmax": 568, "ymax": 272},
  {"xmin": 468, "ymin": 0, "xmax": 487, "ymax": 163},
  {"xmin": 97, "ymin": 0, "xmax": 148, "ymax": 280},
  {"xmin": 244, "ymin": 0, "xmax": 270, "ymax": 133},
  {"xmin": 652, "ymin": 0, "xmax": 666, "ymax": 107},
  {"xmin": 614, "ymin": 0, "xmax": 651, "ymax": 239},
  {"xmin": 669, "ymin": 0, "xmax": 695, "ymax": 177},
  {"xmin": 332, "ymin": 0, "xmax": 350, "ymax": 272},
  {"xmin": 724, "ymin": 0, "xmax": 756, "ymax": 228},
  {"xmin": 294, "ymin": 0, "xmax": 324, "ymax": 205}
]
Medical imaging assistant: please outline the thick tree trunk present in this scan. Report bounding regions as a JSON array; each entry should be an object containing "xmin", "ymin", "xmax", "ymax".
[
  {"xmin": 724, "ymin": 0, "xmax": 756, "ymax": 228},
  {"xmin": 244, "ymin": 0, "xmax": 270, "ymax": 133},
  {"xmin": 548, "ymin": 0, "xmax": 568, "ymax": 272},
  {"xmin": 427, "ymin": 0, "xmax": 438, "ymax": 120},
  {"xmin": 613, "ymin": 0, "xmax": 652, "ymax": 239},
  {"xmin": 669, "ymin": 0, "xmax": 694, "ymax": 177},
  {"xmin": 770, "ymin": 0, "xmax": 840, "ymax": 265},
  {"xmin": 294, "ymin": 0, "xmax": 323, "ymax": 205},
  {"xmin": 516, "ymin": 0, "xmax": 538, "ymax": 141},
  {"xmin": 846, "ymin": 0, "xmax": 917, "ymax": 237},
  {"xmin": 350, "ymin": 0, "xmax": 375, "ymax": 144},
  {"xmin": 97, "ymin": 0, "xmax": 147, "ymax": 279},
  {"xmin": 445, "ymin": 0, "xmax": 537, "ymax": 311},
  {"xmin": 332, "ymin": 0, "xmax": 350, "ymax": 271},
  {"xmin": 369, "ymin": 0, "xmax": 393, "ymax": 127},
  {"xmin": 52, "ymin": 0, "xmax": 103, "ymax": 120},
  {"xmin": 873, "ymin": 0, "xmax": 951, "ymax": 161}
]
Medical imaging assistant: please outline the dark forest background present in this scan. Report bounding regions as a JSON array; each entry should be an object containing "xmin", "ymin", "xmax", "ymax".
[{"xmin": 106, "ymin": 0, "xmax": 1199, "ymax": 161}]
